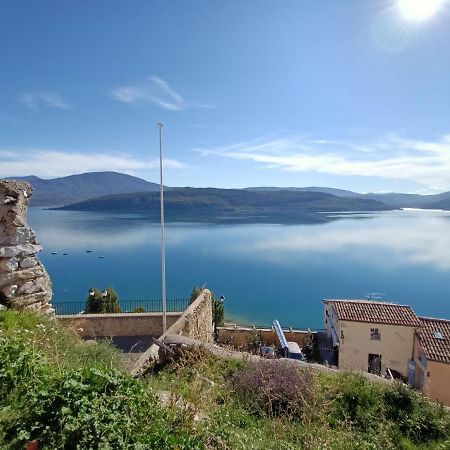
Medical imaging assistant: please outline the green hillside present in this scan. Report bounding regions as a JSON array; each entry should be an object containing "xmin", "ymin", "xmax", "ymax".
[
  {"xmin": 1, "ymin": 310, "xmax": 449, "ymax": 449},
  {"xmin": 56, "ymin": 188, "xmax": 391, "ymax": 213}
]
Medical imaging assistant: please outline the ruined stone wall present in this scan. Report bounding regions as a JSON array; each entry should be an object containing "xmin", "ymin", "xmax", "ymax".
[
  {"xmin": 131, "ymin": 289, "xmax": 213, "ymax": 375},
  {"xmin": 0, "ymin": 179, "xmax": 53, "ymax": 312}
]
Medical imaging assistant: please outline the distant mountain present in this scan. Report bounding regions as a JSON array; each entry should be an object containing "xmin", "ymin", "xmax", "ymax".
[
  {"xmin": 55, "ymin": 188, "xmax": 391, "ymax": 213},
  {"xmin": 247, "ymin": 186, "xmax": 364, "ymax": 198},
  {"xmin": 423, "ymin": 196, "xmax": 450, "ymax": 211},
  {"xmin": 6, "ymin": 172, "xmax": 161, "ymax": 206},
  {"xmin": 247, "ymin": 186, "xmax": 450, "ymax": 209}
]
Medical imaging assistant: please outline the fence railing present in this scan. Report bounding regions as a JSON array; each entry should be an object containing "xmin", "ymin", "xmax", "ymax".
[{"xmin": 53, "ymin": 298, "xmax": 190, "ymax": 315}]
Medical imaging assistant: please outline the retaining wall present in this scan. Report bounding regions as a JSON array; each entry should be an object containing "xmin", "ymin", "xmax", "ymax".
[{"xmin": 217, "ymin": 325, "xmax": 315, "ymax": 348}]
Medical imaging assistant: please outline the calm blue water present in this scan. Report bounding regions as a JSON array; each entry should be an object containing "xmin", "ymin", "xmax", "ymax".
[{"xmin": 28, "ymin": 208, "xmax": 450, "ymax": 328}]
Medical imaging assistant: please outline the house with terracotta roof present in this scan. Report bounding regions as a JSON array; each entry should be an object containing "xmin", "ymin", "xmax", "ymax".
[
  {"xmin": 413, "ymin": 317, "xmax": 450, "ymax": 406},
  {"xmin": 323, "ymin": 299, "xmax": 422, "ymax": 378}
]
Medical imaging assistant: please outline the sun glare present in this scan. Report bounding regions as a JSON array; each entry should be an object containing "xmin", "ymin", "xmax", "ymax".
[{"xmin": 398, "ymin": 0, "xmax": 445, "ymax": 21}]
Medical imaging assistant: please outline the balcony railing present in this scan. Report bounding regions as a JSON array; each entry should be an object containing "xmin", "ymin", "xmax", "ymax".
[{"xmin": 52, "ymin": 298, "xmax": 189, "ymax": 315}]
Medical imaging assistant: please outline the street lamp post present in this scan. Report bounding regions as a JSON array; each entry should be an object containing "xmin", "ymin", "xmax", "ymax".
[{"xmin": 157, "ymin": 122, "xmax": 167, "ymax": 334}]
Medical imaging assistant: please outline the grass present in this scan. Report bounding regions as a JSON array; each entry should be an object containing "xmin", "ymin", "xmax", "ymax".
[
  {"xmin": 149, "ymin": 346, "xmax": 450, "ymax": 449},
  {"xmin": 1, "ymin": 310, "xmax": 449, "ymax": 449}
]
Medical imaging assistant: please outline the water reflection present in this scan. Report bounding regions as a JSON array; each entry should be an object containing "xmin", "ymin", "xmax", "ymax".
[{"xmin": 27, "ymin": 208, "xmax": 450, "ymax": 325}]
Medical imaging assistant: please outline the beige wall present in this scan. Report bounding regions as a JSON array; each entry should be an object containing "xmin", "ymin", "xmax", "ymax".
[
  {"xmin": 413, "ymin": 334, "xmax": 450, "ymax": 406},
  {"xmin": 324, "ymin": 302, "xmax": 341, "ymax": 344},
  {"xmin": 423, "ymin": 361, "xmax": 450, "ymax": 406},
  {"xmin": 338, "ymin": 320, "xmax": 416, "ymax": 377},
  {"xmin": 217, "ymin": 326, "xmax": 313, "ymax": 348},
  {"xmin": 57, "ymin": 312, "xmax": 182, "ymax": 338}
]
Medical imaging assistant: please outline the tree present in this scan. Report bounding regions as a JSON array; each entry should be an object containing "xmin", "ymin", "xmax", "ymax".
[
  {"xmin": 84, "ymin": 287, "xmax": 121, "ymax": 314},
  {"xmin": 189, "ymin": 286, "xmax": 203, "ymax": 304},
  {"xmin": 212, "ymin": 291, "xmax": 224, "ymax": 327}
]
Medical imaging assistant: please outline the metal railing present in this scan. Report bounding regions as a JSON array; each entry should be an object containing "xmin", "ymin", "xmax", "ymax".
[{"xmin": 53, "ymin": 298, "xmax": 190, "ymax": 315}]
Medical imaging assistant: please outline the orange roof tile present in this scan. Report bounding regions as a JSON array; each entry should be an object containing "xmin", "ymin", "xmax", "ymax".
[
  {"xmin": 324, "ymin": 299, "xmax": 422, "ymax": 327},
  {"xmin": 417, "ymin": 317, "xmax": 450, "ymax": 364}
]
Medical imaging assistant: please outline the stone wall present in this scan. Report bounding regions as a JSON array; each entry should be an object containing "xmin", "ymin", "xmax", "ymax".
[
  {"xmin": 58, "ymin": 312, "xmax": 182, "ymax": 338},
  {"xmin": 131, "ymin": 289, "xmax": 213, "ymax": 376},
  {"xmin": 0, "ymin": 179, "xmax": 53, "ymax": 313},
  {"xmin": 217, "ymin": 325, "xmax": 314, "ymax": 349}
]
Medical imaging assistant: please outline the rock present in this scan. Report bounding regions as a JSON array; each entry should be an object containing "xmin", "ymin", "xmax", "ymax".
[
  {"xmin": 0, "ymin": 179, "xmax": 52, "ymax": 312},
  {"xmin": 0, "ymin": 257, "xmax": 19, "ymax": 272},
  {"xmin": 1, "ymin": 284, "xmax": 18, "ymax": 298},
  {"xmin": 0, "ymin": 265, "xmax": 48, "ymax": 288},
  {"xmin": 0, "ymin": 226, "xmax": 35, "ymax": 245},
  {"xmin": 19, "ymin": 256, "xmax": 38, "ymax": 269},
  {"xmin": 0, "ymin": 243, "xmax": 42, "ymax": 258},
  {"xmin": 17, "ymin": 279, "xmax": 46, "ymax": 295}
]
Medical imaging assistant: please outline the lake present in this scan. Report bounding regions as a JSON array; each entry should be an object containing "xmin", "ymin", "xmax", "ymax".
[{"xmin": 28, "ymin": 208, "xmax": 450, "ymax": 329}]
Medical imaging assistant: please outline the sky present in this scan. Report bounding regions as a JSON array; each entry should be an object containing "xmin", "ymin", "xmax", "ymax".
[{"xmin": 1, "ymin": 0, "xmax": 450, "ymax": 193}]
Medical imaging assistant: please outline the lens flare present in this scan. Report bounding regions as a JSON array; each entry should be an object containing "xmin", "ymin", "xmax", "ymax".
[{"xmin": 398, "ymin": 0, "xmax": 444, "ymax": 22}]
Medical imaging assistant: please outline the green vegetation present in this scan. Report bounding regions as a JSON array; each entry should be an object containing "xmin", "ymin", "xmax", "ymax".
[
  {"xmin": 56, "ymin": 188, "xmax": 392, "ymax": 213},
  {"xmin": 152, "ymin": 348, "xmax": 450, "ymax": 450},
  {"xmin": 190, "ymin": 286, "xmax": 225, "ymax": 332},
  {"xmin": 0, "ymin": 310, "xmax": 203, "ymax": 449},
  {"xmin": 84, "ymin": 287, "xmax": 121, "ymax": 313},
  {"xmin": 1, "ymin": 310, "xmax": 449, "ymax": 449}
]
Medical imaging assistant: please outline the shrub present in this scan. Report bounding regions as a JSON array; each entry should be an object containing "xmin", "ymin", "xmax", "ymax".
[
  {"xmin": 132, "ymin": 306, "xmax": 146, "ymax": 313},
  {"xmin": 85, "ymin": 287, "xmax": 121, "ymax": 314},
  {"xmin": 329, "ymin": 373, "xmax": 384, "ymax": 431},
  {"xmin": 231, "ymin": 359, "xmax": 313, "ymax": 418},
  {"xmin": 383, "ymin": 382, "xmax": 450, "ymax": 443},
  {"xmin": 0, "ymin": 311, "xmax": 204, "ymax": 449}
]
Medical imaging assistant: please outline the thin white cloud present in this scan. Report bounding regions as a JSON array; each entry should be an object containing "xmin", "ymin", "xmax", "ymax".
[
  {"xmin": 196, "ymin": 134, "xmax": 450, "ymax": 191},
  {"xmin": 111, "ymin": 76, "xmax": 185, "ymax": 111},
  {"xmin": 111, "ymin": 76, "xmax": 214, "ymax": 111},
  {"xmin": 0, "ymin": 149, "xmax": 185, "ymax": 178},
  {"xmin": 19, "ymin": 92, "xmax": 69, "ymax": 111}
]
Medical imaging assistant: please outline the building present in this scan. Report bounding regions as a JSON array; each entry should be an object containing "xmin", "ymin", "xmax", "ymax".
[
  {"xmin": 413, "ymin": 317, "xmax": 450, "ymax": 406},
  {"xmin": 323, "ymin": 299, "xmax": 422, "ymax": 378}
]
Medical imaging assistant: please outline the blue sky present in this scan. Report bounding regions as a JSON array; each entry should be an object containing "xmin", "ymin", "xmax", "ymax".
[{"xmin": 1, "ymin": 0, "xmax": 450, "ymax": 193}]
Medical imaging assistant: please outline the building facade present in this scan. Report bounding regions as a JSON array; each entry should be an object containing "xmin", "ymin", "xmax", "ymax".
[
  {"xmin": 413, "ymin": 317, "xmax": 450, "ymax": 406},
  {"xmin": 323, "ymin": 299, "xmax": 422, "ymax": 378}
]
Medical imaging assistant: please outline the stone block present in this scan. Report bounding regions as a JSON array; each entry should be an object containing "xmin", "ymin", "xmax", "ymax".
[
  {"xmin": 0, "ymin": 265, "xmax": 47, "ymax": 288},
  {"xmin": 0, "ymin": 243, "xmax": 42, "ymax": 258},
  {"xmin": 1, "ymin": 284, "xmax": 18, "ymax": 298},
  {"xmin": 0, "ymin": 257, "xmax": 19, "ymax": 272},
  {"xmin": 19, "ymin": 256, "xmax": 38, "ymax": 269}
]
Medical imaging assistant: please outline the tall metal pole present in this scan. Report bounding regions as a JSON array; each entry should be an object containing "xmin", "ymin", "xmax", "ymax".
[{"xmin": 157, "ymin": 122, "xmax": 167, "ymax": 334}]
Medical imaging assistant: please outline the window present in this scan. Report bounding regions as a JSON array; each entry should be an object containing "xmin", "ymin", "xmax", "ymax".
[
  {"xmin": 433, "ymin": 330, "xmax": 444, "ymax": 340},
  {"xmin": 370, "ymin": 328, "xmax": 381, "ymax": 340}
]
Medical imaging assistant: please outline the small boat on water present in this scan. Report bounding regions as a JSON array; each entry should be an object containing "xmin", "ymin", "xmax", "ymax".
[
  {"xmin": 86, "ymin": 250, "xmax": 93, "ymax": 253},
  {"xmin": 98, "ymin": 256, "xmax": 105, "ymax": 259},
  {"xmin": 51, "ymin": 252, "xmax": 58, "ymax": 255},
  {"xmin": 62, "ymin": 253, "xmax": 68, "ymax": 256}
]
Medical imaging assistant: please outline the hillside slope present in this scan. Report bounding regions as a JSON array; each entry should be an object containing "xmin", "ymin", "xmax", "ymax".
[
  {"xmin": 247, "ymin": 186, "xmax": 450, "ymax": 208},
  {"xmin": 55, "ymin": 188, "xmax": 391, "ymax": 213},
  {"xmin": 7, "ymin": 172, "xmax": 160, "ymax": 206}
]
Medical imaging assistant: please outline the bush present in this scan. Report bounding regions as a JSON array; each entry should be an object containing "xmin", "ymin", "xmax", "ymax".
[
  {"xmin": 85, "ymin": 287, "xmax": 121, "ymax": 314},
  {"xmin": 329, "ymin": 373, "xmax": 384, "ymax": 431},
  {"xmin": 0, "ymin": 311, "xmax": 205, "ymax": 449},
  {"xmin": 383, "ymin": 382, "xmax": 450, "ymax": 443},
  {"xmin": 231, "ymin": 360, "xmax": 313, "ymax": 418}
]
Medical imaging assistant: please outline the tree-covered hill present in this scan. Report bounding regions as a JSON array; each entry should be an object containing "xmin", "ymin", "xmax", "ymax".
[{"xmin": 55, "ymin": 188, "xmax": 391, "ymax": 213}]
